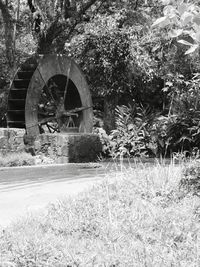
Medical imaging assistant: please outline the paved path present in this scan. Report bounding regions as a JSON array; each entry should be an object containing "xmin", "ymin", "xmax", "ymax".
[{"xmin": 0, "ymin": 164, "xmax": 107, "ymax": 228}]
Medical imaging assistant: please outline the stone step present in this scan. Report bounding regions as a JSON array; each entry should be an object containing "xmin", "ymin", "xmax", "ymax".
[
  {"xmin": 7, "ymin": 110, "xmax": 25, "ymax": 122},
  {"xmin": 13, "ymin": 79, "xmax": 30, "ymax": 89},
  {"xmin": 21, "ymin": 63, "xmax": 37, "ymax": 71},
  {"xmin": 7, "ymin": 99, "xmax": 25, "ymax": 110},
  {"xmin": 17, "ymin": 71, "xmax": 33, "ymax": 80},
  {"xmin": 9, "ymin": 89, "xmax": 27, "ymax": 99},
  {"xmin": 7, "ymin": 121, "xmax": 25, "ymax": 128}
]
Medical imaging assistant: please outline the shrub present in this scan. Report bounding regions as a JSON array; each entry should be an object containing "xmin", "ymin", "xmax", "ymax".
[
  {"xmin": 151, "ymin": 74, "xmax": 200, "ymax": 156},
  {"xmin": 95, "ymin": 104, "xmax": 157, "ymax": 158}
]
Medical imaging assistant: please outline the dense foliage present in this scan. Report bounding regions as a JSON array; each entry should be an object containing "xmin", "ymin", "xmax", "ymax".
[
  {"xmin": 76, "ymin": 31, "xmax": 131, "ymax": 97},
  {"xmin": 1, "ymin": 0, "xmax": 200, "ymax": 157}
]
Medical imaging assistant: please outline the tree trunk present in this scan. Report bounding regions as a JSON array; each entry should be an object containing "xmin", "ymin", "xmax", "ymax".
[
  {"xmin": 37, "ymin": 35, "xmax": 56, "ymax": 54},
  {"xmin": 13, "ymin": 0, "xmax": 20, "ymax": 53},
  {"xmin": 0, "ymin": 0, "xmax": 15, "ymax": 68},
  {"xmin": 103, "ymin": 95, "xmax": 118, "ymax": 133},
  {"xmin": 35, "ymin": 0, "xmax": 107, "ymax": 54}
]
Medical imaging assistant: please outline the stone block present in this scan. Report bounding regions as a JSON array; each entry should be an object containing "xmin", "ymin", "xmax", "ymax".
[
  {"xmin": 47, "ymin": 147, "xmax": 54, "ymax": 158},
  {"xmin": 0, "ymin": 128, "xmax": 25, "ymax": 154},
  {"xmin": 0, "ymin": 129, "xmax": 8, "ymax": 137},
  {"xmin": 56, "ymin": 156, "xmax": 69, "ymax": 164},
  {"xmin": 57, "ymin": 147, "xmax": 62, "ymax": 156},
  {"xmin": 67, "ymin": 134, "xmax": 102, "ymax": 163},
  {"xmin": 0, "ymin": 128, "xmax": 102, "ymax": 163},
  {"xmin": 34, "ymin": 140, "xmax": 41, "ymax": 151},
  {"xmin": 0, "ymin": 136, "xmax": 7, "ymax": 147},
  {"xmin": 33, "ymin": 133, "xmax": 102, "ymax": 163},
  {"xmin": 57, "ymin": 134, "xmax": 65, "ymax": 146},
  {"xmin": 61, "ymin": 144, "xmax": 69, "ymax": 157}
]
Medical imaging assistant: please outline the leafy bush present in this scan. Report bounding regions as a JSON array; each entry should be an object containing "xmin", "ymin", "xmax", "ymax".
[
  {"xmin": 95, "ymin": 74, "xmax": 200, "ymax": 158},
  {"xmin": 95, "ymin": 104, "xmax": 157, "ymax": 158},
  {"xmin": 151, "ymin": 74, "xmax": 200, "ymax": 156},
  {"xmin": 70, "ymin": 27, "xmax": 132, "ymax": 98}
]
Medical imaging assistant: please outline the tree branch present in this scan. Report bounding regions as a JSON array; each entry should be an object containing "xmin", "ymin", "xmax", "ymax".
[
  {"xmin": 0, "ymin": 0, "xmax": 12, "ymax": 19},
  {"xmin": 61, "ymin": 0, "xmax": 107, "ymax": 48},
  {"xmin": 134, "ymin": 0, "xmax": 139, "ymax": 11},
  {"xmin": 79, "ymin": 0, "xmax": 100, "ymax": 15},
  {"xmin": 37, "ymin": 0, "xmax": 107, "ymax": 53}
]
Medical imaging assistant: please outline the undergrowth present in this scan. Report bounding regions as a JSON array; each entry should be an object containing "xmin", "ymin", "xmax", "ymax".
[{"xmin": 1, "ymin": 161, "xmax": 200, "ymax": 266}]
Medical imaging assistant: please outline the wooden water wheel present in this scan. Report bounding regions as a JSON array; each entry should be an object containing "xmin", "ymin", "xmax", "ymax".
[{"xmin": 6, "ymin": 54, "xmax": 93, "ymax": 136}]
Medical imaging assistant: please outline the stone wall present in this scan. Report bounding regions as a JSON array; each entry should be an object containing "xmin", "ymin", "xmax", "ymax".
[
  {"xmin": 0, "ymin": 128, "xmax": 25, "ymax": 155},
  {"xmin": 35, "ymin": 133, "xmax": 102, "ymax": 163},
  {"xmin": 0, "ymin": 128, "xmax": 102, "ymax": 163}
]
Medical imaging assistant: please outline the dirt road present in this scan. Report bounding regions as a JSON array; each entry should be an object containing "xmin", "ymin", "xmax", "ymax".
[{"xmin": 0, "ymin": 164, "xmax": 107, "ymax": 228}]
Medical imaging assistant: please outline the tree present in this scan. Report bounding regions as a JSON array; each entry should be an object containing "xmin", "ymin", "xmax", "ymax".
[
  {"xmin": 0, "ymin": 0, "xmax": 169, "ymax": 133},
  {"xmin": 26, "ymin": 0, "xmax": 108, "ymax": 54},
  {"xmin": 0, "ymin": 0, "xmax": 15, "ymax": 68},
  {"xmin": 77, "ymin": 30, "xmax": 132, "ymax": 132},
  {"xmin": 149, "ymin": 1, "xmax": 200, "ymax": 154},
  {"xmin": 66, "ymin": 1, "xmax": 165, "ymax": 132}
]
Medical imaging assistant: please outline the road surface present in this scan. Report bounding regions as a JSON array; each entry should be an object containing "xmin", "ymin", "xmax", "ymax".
[{"xmin": 0, "ymin": 163, "xmax": 108, "ymax": 228}]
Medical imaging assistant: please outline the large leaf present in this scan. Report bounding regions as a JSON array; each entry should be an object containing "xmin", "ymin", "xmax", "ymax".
[
  {"xmin": 161, "ymin": 0, "xmax": 171, "ymax": 5},
  {"xmin": 178, "ymin": 39, "xmax": 193, "ymax": 46},
  {"xmin": 152, "ymin": 16, "xmax": 168, "ymax": 27},
  {"xmin": 193, "ymin": 14, "xmax": 200, "ymax": 25},
  {"xmin": 163, "ymin": 5, "xmax": 177, "ymax": 17},
  {"xmin": 180, "ymin": 11, "xmax": 193, "ymax": 26},
  {"xmin": 169, "ymin": 29, "xmax": 183, "ymax": 38},
  {"xmin": 178, "ymin": 3, "xmax": 189, "ymax": 16},
  {"xmin": 165, "ymin": 81, "xmax": 173, "ymax": 86},
  {"xmin": 185, "ymin": 44, "xmax": 199, "ymax": 55},
  {"xmin": 152, "ymin": 43, "xmax": 161, "ymax": 52},
  {"xmin": 193, "ymin": 31, "xmax": 200, "ymax": 42}
]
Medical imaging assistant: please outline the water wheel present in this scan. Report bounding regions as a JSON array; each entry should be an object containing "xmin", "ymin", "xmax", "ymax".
[{"xmin": 6, "ymin": 54, "xmax": 93, "ymax": 136}]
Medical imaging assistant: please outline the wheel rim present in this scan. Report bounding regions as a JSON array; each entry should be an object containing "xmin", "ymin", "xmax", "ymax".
[
  {"xmin": 38, "ymin": 77, "xmax": 82, "ymax": 133},
  {"xmin": 25, "ymin": 54, "xmax": 93, "ymax": 136}
]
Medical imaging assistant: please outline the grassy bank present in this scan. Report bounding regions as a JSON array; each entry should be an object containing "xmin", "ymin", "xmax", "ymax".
[
  {"xmin": 1, "ymin": 160, "xmax": 200, "ymax": 266},
  {"xmin": 0, "ymin": 152, "xmax": 54, "ymax": 167}
]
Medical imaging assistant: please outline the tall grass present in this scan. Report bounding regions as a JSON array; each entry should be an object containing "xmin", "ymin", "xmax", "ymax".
[{"xmin": 1, "ymin": 160, "xmax": 200, "ymax": 266}]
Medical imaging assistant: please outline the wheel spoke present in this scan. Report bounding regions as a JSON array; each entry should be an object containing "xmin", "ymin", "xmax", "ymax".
[
  {"xmin": 44, "ymin": 85, "xmax": 58, "ymax": 107},
  {"xmin": 39, "ymin": 116, "xmax": 56, "ymax": 125},
  {"xmin": 63, "ymin": 60, "xmax": 72, "ymax": 103},
  {"xmin": 37, "ymin": 69, "xmax": 58, "ymax": 107},
  {"xmin": 66, "ymin": 116, "xmax": 75, "ymax": 128},
  {"xmin": 66, "ymin": 106, "xmax": 91, "ymax": 113},
  {"xmin": 46, "ymin": 123, "xmax": 52, "ymax": 133},
  {"xmin": 47, "ymin": 124, "xmax": 58, "ymax": 132},
  {"xmin": 37, "ymin": 72, "xmax": 86, "ymax": 134},
  {"xmin": 38, "ymin": 111, "xmax": 55, "ymax": 117}
]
